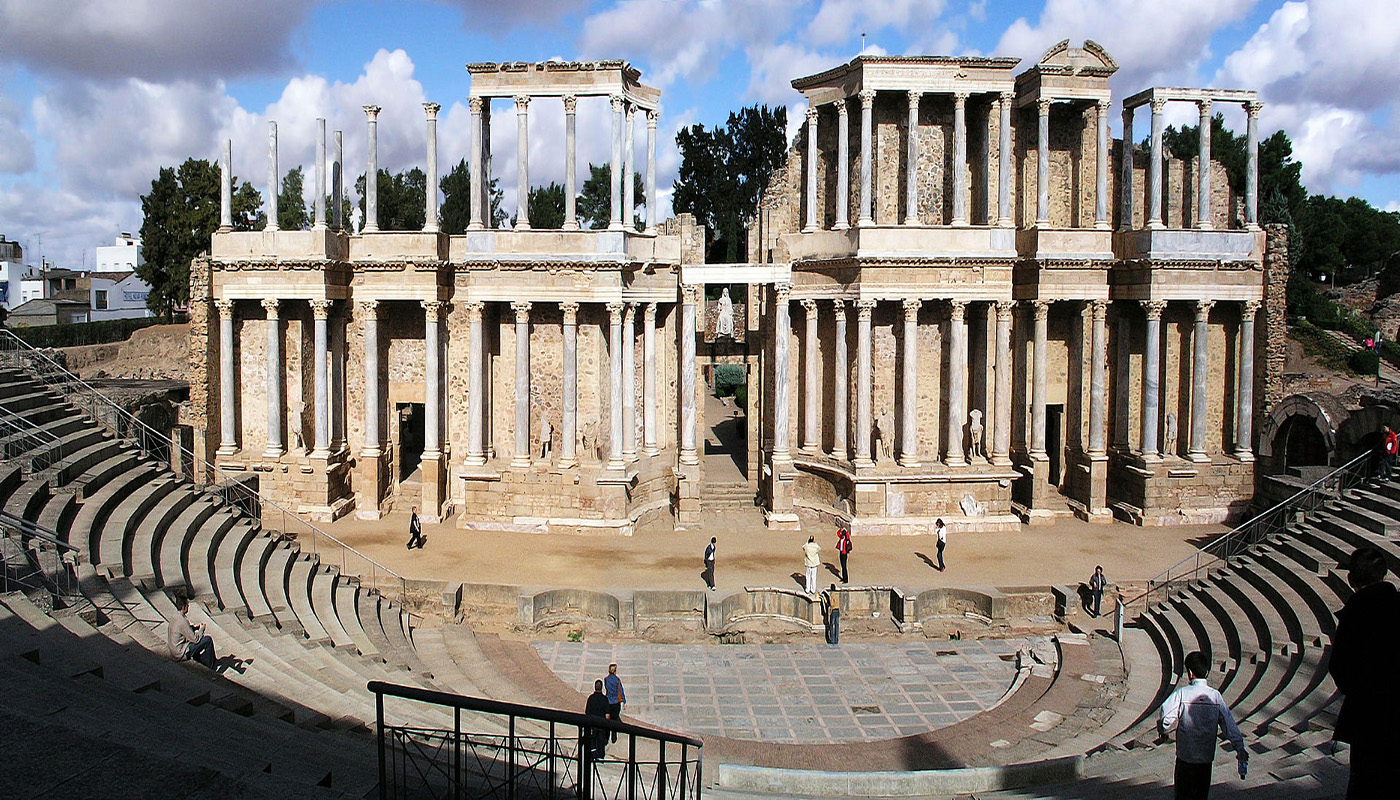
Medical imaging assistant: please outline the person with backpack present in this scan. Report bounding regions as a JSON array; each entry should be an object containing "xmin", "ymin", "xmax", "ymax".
[{"xmin": 836, "ymin": 527, "xmax": 852, "ymax": 584}]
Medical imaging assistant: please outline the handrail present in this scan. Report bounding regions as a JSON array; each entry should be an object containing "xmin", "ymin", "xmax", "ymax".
[
  {"xmin": 1123, "ymin": 450, "xmax": 1373, "ymax": 615},
  {"xmin": 0, "ymin": 329, "xmax": 409, "ymax": 608},
  {"xmin": 0, "ymin": 510, "xmax": 80, "ymax": 554}
]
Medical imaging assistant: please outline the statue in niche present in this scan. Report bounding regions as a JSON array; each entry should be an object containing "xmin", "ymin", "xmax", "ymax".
[
  {"xmin": 715, "ymin": 288, "xmax": 735, "ymax": 338},
  {"xmin": 968, "ymin": 409, "xmax": 985, "ymax": 459},
  {"xmin": 1164, "ymin": 412, "xmax": 1178, "ymax": 457},
  {"xmin": 351, "ymin": 206, "xmax": 363, "ymax": 236},
  {"xmin": 538, "ymin": 415, "xmax": 553, "ymax": 462},
  {"xmin": 582, "ymin": 421, "xmax": 602, "ymax": 463},
  {"xmin": 874, "ymin": 409, "xmax": 893, "ymax": 463},
  {"xmin": 291, "ymin": 398, "xmax": 306, "ymax": 452}
]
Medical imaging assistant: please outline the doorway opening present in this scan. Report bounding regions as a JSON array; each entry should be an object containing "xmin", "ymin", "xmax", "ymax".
[
  {"xmin": 397, "ymin": 403, "xmax": 425, "ymax": 482},
  {"xmin": 1047, "ymin": 404, "xmax": 1064, "ymax": 487}
]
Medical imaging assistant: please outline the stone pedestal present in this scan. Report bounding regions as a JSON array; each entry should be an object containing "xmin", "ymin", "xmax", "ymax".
[
  {"xmin": 674, "ymin": 461, "xmax": 702, "ymax": 529},
  {"xmin": 354, "ymin": 451, "xmax": 392, "ymax": 520},
  {"xmin": 764, "ymin": 456, "xmax": 801, "ymax": 530},
  {"xmin": 1021, "ymin": 456, "xmax": 1056, "ymax": 526},
  {"xmin": 421, "ymin": 456, "xmax": 448, "ymax": 524},
  {"xmin": 1084, "ymin": 455, "xmax": 1112, "ymax": 524}
]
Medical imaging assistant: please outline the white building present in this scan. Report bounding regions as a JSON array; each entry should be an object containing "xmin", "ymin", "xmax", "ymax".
[
  {"xmin": 0, "ymin": 235, "xmax": 36, "ymax": 311},
  {"xmin": 95, "ymin": 232, "xmax": 143, "ymax": 272},
  {"xmin": 89, "ymin": 271, "xmax": 153, "ymax": 321}
]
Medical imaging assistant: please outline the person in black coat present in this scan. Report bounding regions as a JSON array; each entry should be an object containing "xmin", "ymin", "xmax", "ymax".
[
  {"xmin": 584, "ymin": 679, "xmax": 611, "ymax": 760},
  {"xmin": 1328, "ymin": 546, "xmax": 1400, "ymax": 799}
]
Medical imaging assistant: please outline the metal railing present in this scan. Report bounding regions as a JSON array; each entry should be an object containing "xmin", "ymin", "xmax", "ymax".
[
  {"xmin": 0, "ymin": 407, "xmax": 65, "ymax": 474},
  {"xmin": 0, "ymin": 329, "xmax": 411, "ymax": 609},
  {"xmin": 1124, "ymin": 451, "xmax": 1374, "ymax": 616},
  {"xmin": 371, "ymin": 681, "xmax": 703, "ymax": 800},
  {"xmin": 0, "ymin": 510, "xmax": 81, "ymax": 611}
]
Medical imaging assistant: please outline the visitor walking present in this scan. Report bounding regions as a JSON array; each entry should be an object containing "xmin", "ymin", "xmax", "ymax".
[
  {"xmin": 822, "ymin": 584, "xmax": 841, "ymax": 645},
  {"xmin": 703, "ymin": 537, "xmax": 717, "ymax": 591},
  {"xmin": 584, "ymin": 680, "xmax": 610, "ymax": 760},
  {"xmin": 1159, "ymin": 651, "xmax": 1247, "ymax": 799},
  {"xmin": 836, "ymin": 526, "xmax": 852, "ymax": 584},
  {"xmin": 604, "ymin": 663, "xmax": 626, "ymax": 743},
  {"xmin": 168, "ymin": 594, "xmax": 216, "ymax": 670},
  {"xmin": 1328, "ymin": 547, "xmax": 1400, "ymax": 798},
  {"xmin": 406, "ymin": 506, "xmax": 425, "ymax": 549},
  {"xmin": 1379, "ymin": 425, "xmax": 1398, "ymax": 480},
  {"xmin": 1089, "ymin": 565, "xmax": 1107, "ymax": 617},
  {"xmin": 934, "ymin": 518, "xmax": 947, "ymax": 571},
  {"xmin": 802, "ymin": 535, "xmax": 821, "ymax": 594}
]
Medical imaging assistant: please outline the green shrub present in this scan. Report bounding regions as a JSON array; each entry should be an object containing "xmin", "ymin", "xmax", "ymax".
[
  {"xmin": 712, "ymin": 364, "xmax": 745, "ymax": 398},
  {"xmin": 9, "ymin": 316, "xmax": 173, "ymax": 348},
  {"xmin": 1348, "ymin": 349, "xmax": 1380, "ymax": 375}
]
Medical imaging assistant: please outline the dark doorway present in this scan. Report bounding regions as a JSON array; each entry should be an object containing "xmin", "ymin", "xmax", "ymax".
[
  {"xmin": 1276, "ymin": 416, "xmax": 1328, "ymax": 469},
  {"xmin": 397, "ymin": 403, "xmax": 425, "ymax": 481},
  {"xmin": 706, "ymin": 363, "xmax": 748, "ymax": 478},
  {"xmin": 1047, "ymin": 404, "xmax": 1064, "ymax": 487}
]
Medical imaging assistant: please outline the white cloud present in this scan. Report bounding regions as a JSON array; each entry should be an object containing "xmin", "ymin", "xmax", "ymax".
[
  {"xmin": 806, "ymin": 0, "xmax": 949, "ymax": 47},
  {"xmin": 0, "ymin": 91, "xmax": 34, "ymax": 173},
  {"xmin": 746, "ymin": 42, "xmax": 839, "ymax": 106},
  {"xmin": 437, "ymin": 0, "xmax": 590, "ymax": 31}
]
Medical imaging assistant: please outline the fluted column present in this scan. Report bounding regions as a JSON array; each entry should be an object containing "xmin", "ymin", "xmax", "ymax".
[
  {"xmin": 609, "ymin": 95, "xmax": 625, "ymax": 230},
  {"xmin": 900, "ymin": 299, "xmax": 921, "ymax": 466},
  {"xmin": 1147, "ymin": 98, "xmax": 1166, "ymax": 229},
  {"xmin": 1189, "ymin": 300, "xmax": 1214, "ymax": 462},
  {"xmin": 562, "ymin": 96, "xmax": 579, "ymax": 230},
  {"xmin": 1237, "ymin": 300, "xmax": 1259, "ymax": 460},
  {"xmin": 265, "ymin": 122, "xmax": 279, "ymax": 231},
  {"xmin": 997, "ymin": 93, "xmax": 1014, "ymax": 228},
  {"xmin": 1030, "ymin": 300, "xmax": 1049, "ymax": 457},
  {"xmin": 623, "ymin": 104, "xmax": 636, "ymax": 230},
  {"xmin": 359, "ymin": 300, "xmax": 380, "ymax": 458},
  {"xmin": 773, "ymin": 284, "xmax": 792, "ymax": 460},
  {"xmin": 310, "ymin": 299, "xmax": 332, "ymax": 456},
  {"xmin": 607, "ymin": 302, "xmax": 625, "ymax": 469},
  {"xmin": 560, "ymin": 302, "xmax": 580, "ymax": 468},
  {"xmin": 800, "ymin": 299, "xmax": 819, "ymax": 452},
  {"xmin": 215, "ymin": 299, "xmax": 237, "ymax": 454},
  {"xmin": 363, "ymin": 105, "xmax": 381, "ymax": 232},
  {"xmin": 1088, "ymin": 300, "xmax": 1109, "ymax": 455},
  {"xmin": 314, "ymin": 121, "xmax": 326, "ymax": 230},
  {"xmin": 1141, "ymin": 300, "xmax": 1165, "ymax": 458},
  {"xmin": 1095, "ymin": 100, "xmax": 1110, "ymax": 230},
  {"xmin": 465, "ymin": 301, "xmax": 486, "ymax": 466},
  {"xmin": 952, "ymin": 92, "xmax": 969, "ymax": 226},
  {"xmin": 679, "ymin": 288, "xmax": 698, "ymax": 465},
  {"xmin": 993, "ymin": 300, "xmax": 1013, "ymax": 465},
  {"xmin": 946, "ymin": 300, "xmax": 968, "ymax": 465},
  {"xmin": 1119, "ymin": 107, "xmax": 1134, "ymax": 231},
  {"xmin": 219, "ymin": 139, "xmax": 233, "ymax": 232},
  {"xmin": 1196, "ymin": 99, "xmax": 1213, "ymax": 229},
  {"xmin": 423, "ymin": 102, "xmax": 440, "ymax": 233},
  {"xmin": 423, "ymin": 300, "xmax": 443, "ymax": 459},
  {"xmin": 833, "ymin": 301, "xmax": 848, "ymax": 458},
  {"xmin": 803, "ymin": 107, "xmax": 819, "ymax": 233},
  {"xmin": 858, "ymin": 89, "xmax": 876, "ymax": 226},
  {"xmin": 643, "ymin": 303, "xmax": 659, "ymax": 456},
  {"xmin": 1245, "ymin": 101, "xmax": 1263, "ymax": 229},
  {"xmin": 333, "ymin": 130, "xmax": 343, "ymax": 231},
  {"xmin": 854, "ymin": 299, "xmax": 876, "ymax": 466},
  {"xmin": 510, "ymin": 302, "xmax": 531, "ymax": 467},
  {"xmin": 514, "ymin": 95, "xmax": 531, "ymax": 230},
  {"xmin": 623, "ymin": 303, "xmax": 637, "ymax": 461},
  {"xmin": 1035, "ymin": 99, "xmax": 1051, "ymax": 226},
  {"xmin": 469, "ymin": 97, "xmax": 484, "ymax": 230},
  {"xmin": 262, "ymin": 299, "xmax": 283, "ymax": 457},
  {"xmin": 904, "ymin": 91, "xmax": 921, "ymax": 226},
  {"xmin": 834, "ymin": 100, "xmax": 850, "ymax": 230},
  {"xmin": 645, "ymin": 109, "xmax": 659, "ymax": 234}
]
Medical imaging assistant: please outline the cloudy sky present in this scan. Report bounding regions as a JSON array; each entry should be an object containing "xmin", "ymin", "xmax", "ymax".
[{"xmin": 1, "ymin": 0, "xmax": 1397, "ymax": 269}]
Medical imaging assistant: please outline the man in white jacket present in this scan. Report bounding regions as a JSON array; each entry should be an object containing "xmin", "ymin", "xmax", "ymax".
[
  {"xmin": 1159, "ymin": 651, "xmax": 1247, "ymax": 799},
  {"xmin": 168, "ymin": 594, "xmax": 216, "ymax": 669}
]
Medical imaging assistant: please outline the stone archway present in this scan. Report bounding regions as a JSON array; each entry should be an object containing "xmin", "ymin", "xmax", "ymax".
[{"xmin": 1258, "ymin": 393, "xmax": 1348, "ymax": 471}]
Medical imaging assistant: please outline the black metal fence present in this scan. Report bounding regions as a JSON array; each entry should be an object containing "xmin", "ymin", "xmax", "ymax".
[{"xmin": 370, "ymin": 681, "xmax": 703, "ymax": 800}]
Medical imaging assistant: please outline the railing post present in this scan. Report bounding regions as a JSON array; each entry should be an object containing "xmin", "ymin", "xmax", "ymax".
[
  {"xmin": 377, "ymin": 690, "xmax": 387, "ymax": 800},
  {"xmin": 508, "ymin": 714, "xmax": 517, "ymax": 800},
  {"xmin": 657, "ymin": 741, "xmax": 667, "ymax": 800},
  {"xmin": 680, "ymin": 743, "xmax": 688, "ymax": 800},
  {"xmin": 628, "ymin": 733, "xmax": 637, "ymax": 800},
  {"xmin": 548, "ymin": 720, "xmax": 557, "ymax": 800},
  {"xmin": 454, "ymin": 706, "xmax": 462, "ymax": 800},
  {"xmin": 580, "ymin": 726, "xmax": 591, "ymax": 800}
]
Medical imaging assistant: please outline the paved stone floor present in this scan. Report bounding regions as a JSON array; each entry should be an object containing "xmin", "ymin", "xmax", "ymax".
[{"xmin": 534, "ymin": 639, "xmax": 1038, "ymax": 744}]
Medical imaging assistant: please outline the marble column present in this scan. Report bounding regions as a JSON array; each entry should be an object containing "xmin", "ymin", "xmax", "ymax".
[
  {"xmin": 1119, "ymin": 107, "xmax": 1134, "ymax": 231},
  {"xmin": 679, "ymin": 288, "xmax": 698, "ymax": 465},
  {"xmin": 645, "ymin": 109, "xmax": 659, "ymax": 235},
  {"xmin": 424, "ymin": 102, "xmax": 440, "ymax": 233},
  {"xmin": 835, "ymin": 100, "xmax": 850, "ymax": 230},
  {"xmin": 1196, "ymin": 99, "xmax": 1213, "ymax": 229},
  {"xmin": 363, "ymin": 105, "xmax": 381, "ymax": 233},
  {"xmin": 333, "ymin": 130, "xmax": 343, "ymax": 231},
  {"xmin": 1147, "ymin": 98, "xmax": 1166, "ymax": 229},
  {"xmin": 952, "ymin": 92, "xmax": 969, "ymax": 227},
  {"xmin": 563, "ymin": 96, "xmax": 579, "ymax": 231},
  {"xmin": 1035, "ymin": 99, "xmax": 1051, "ymax": 226},
  {"xmin": 1088, "ymin": 300, "xmax": 1109, "ymax": 455},
  {"xmin": 858, "ymin": 89, "xmax": 876, "ymax": 226},
  {"xmin": 803, "ymin": 107, "xmax": 819, "ymax": 233},
  {"xmin": 310, "ymin": 299, "xmax": 332, "ymax": 456},
  {"xmin": 1237, "ymin": 300, "xmax": 1259, "ymax": 460},
  {"xmin": 607, "ymin": 302, "xmax": 625, "ymax": 469},
  {"xmin": 423, "ymin": 300, "xmax": 443, "ymax": 460},
  {"xmin": 997, "ymin": 93, "xmax": 1014, "ymax": 228},
  {"xmin": 854, "ymin": 299, "xmax": 876, "ymax": 466},
  {"xmin": 265, "ymin": 122, "xmax": 279, "ymax": 231},
  {"xmin": 1095, "ymin": 100, "xmax": 1111, "ymax": 230},
  {"xmin": 514, "ymin": 95, "xmax": 531, "ymax": 230},
  {"xmin": 904, "ymin": 91, "xmax": 922, "ymax": 226},
  {"xmin": 833, "ymin": 301, "xmax": 849, "ymax": 458},
  {"xmin": 215, "ymin": 299, "xmax": 237, "ymax": 454},
  {"xmin": 993, "ymin": 300, "xmax": 1013, "ymax": 465},
  {"xmin": 469, "ymin": 97, "xmax": 485, "ymax": 230},
  {"xmin": 510, "ymin": 302, "xmax": 531, "ymax": 467},
  {"xmin": 1030, "ymin": 300, "xmax": 1049, "ymax": 457},
  {"xmin": 262, "ymin": 299, "xmax": 283, "ymax": 458},
  {"xmin": 1189, "ymin": 300, "xmax": 1214, "ymax": 462},
  {"xmin": 219, "ymin": 140, "xmax": 233, "ymax": 232},
  {"xmin": 1245, "ymin": 101, "xmax": 1263, "ymax": 229},
  {"xmin": 465, "ymin": 301, "xmax": 486, "ymax": 466},
  {"xmin": 359, "ymin": 300, "xmax": 380, "ymax": 458},
  {"xmin": 623, "ymin": 104, "xmax": 636, "ymax": 230},
  {"xmin": 900, "ymin": 299, "xmax": 921, "ymax": 466},
  {"xmin": 560, "ymin": 302, "xmax": 580, "ymax": 468},
  {"xmin": 799, "ymin": 299, "xmax": 819, "ymax": 452},
  {"xmin": 946, "ymin": 300, "xmax": 968, "ymax": 465},
  {"xmin": 313, "ymin": 121, "xmax": 326, "ymax": 230},
  {"xmin": 643, "ymin": 303, "xmax": 659, "ymax": 456},
  {"xmin": 1141, "ymin": 300, "xmax": 1165, "ymax": 458},
  {"xmin": 609, "ymin": 95, "xmax": 625, "ymax": 231},
  {"xmin": 773, "ymin": 285, "xmax": 793, "ymax": 460},
  {"xmin": 623, "ymin": 303, "xmax": 637, "ymax": 461}
]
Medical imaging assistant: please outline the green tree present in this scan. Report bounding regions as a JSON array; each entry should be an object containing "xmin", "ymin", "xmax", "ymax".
[
  {"xmin": 673, "ymin": 104, "xmax": 788, "ymax": 262},
  {"xmin": 438, "ymin": 158, "xmax": 507, "ymax": 233},
  {"xmin": 523, "ymin": 181, "xmax": 566, "ymax": 229},
  {"xmin": 354, "ymin": 168, "xmax": 426, "ymax": 231},
  {"xmin": 139, "ymin": 158, "xmax": 262, "ymax": 319},
  {"xmin": 1163, "ymin": 113, "xmax": 1248, "ymax": 193},
  {"xmin": 576, "ymin": 163, "xmax": 645, "ymax": 230},
  {"xmin": 276, "ymin": 166, "xmax": 310, "ymax": 230}
]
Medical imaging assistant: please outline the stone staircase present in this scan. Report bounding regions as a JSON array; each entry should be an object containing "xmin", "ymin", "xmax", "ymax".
[{"xmin": 702, "ymin": 479, "xmax": 757, "ymax": 511}]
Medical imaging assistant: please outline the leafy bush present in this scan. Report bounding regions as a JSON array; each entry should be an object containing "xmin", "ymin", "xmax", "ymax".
[
  {"xmin": 9, "ymin": 317, "xmax": 171, "ymax": 348},
  {"xmin": 1348, "ymin": 349, "xmax": 1380, "ymax": 375},
  {"xmin": 712, "ymin": 364, "xmax": 745, "ymax": 398},
  {"xmin": 1289, "ymin": 320, "xmax": 1353, "ymax": 373}
]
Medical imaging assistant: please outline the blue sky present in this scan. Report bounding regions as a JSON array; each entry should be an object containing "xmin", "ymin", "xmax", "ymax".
[{"xmin": 1, "ymin": 0, "xmax": 1397, "ymax": 268}]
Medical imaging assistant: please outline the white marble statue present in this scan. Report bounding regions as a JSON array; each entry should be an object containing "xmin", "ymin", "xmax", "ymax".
[
  {"xmin": 969, "ymin": 409, "xmax": 984, "ymax": 459},
  {"xmin": 716, "ymin": 288, "xmax": 735, "ymax": 338},
  {"xmin": 538, "ymin": 415, "xmax": 553, "ymax": 461},
  {"xmin": 1164, "ymin": 412, "xmax": 1178, "ymax": 456},
  {"xmin": 874, "ymin": 409, "xmax": 893, "ymax": 463}
]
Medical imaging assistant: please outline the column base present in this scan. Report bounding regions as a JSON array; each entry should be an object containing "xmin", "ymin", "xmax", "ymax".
[
  {"xmin": 857, "ymin": 217, "xmax": 875, "ymax": 227},
  {"xmin": 644, "ymin": 445, "xmax": 660, "ymax": 457},
  {"xmin": 674, "ymin": 461, "xmax": 702, "ymax": 530},
  {"xmin": 262, "ymin": 446, "xmax": 285, "ymax": 460},
  {"xmin": 510, "ymin": 455, "xmax": 532, "ymax": 469},
  {"xmin": 951, "ymin": 218, "xmax": 969, "ymax": 228},
  {"xmin": 832, "ymin": 221, "xmax": 849, "ymax": 231},
  {"xmin": 991, "ymin": 454, "xmax": 1012, "ymax": 467},
  {"xmin": 362, "ymin": 224, "xmax": 380, "ymax": 233},
  {"xmin": 997, "ymin": 218, "xmax": 1014, "ymax": 228},
  {"xmin": 898, "ymin": 456, "xmax": 921, "ymax": 468},
  {"xmin": 608, "ymin": 221, "xmax": 625, "ymax": 231},
  {"xmin": 1235, "ymin": 450, "xmax": 1255, "ymax": 462},
  {"xmin": 467, "ymin": 222, "xmax": 484, "ymax": 231},
  {"xmin": 1146, "ymin": 220, "xmax": 1166, "ymax": 230},
  {"xmin": 623, "ymin": 449, "xmax": 638, "ymax": 462},
  {"xmin": 465, "ymin": 454, "xmax": 487, "ymax": 467},
  {"xmin": 216, "ymin": 444, "xmax": 239, "ymax": 458},
  {"xmin": 643, "ymin": 226, "xmax": 657, "ymax": 235},
  {"xmin": 1189, "ymin": 451, "xmax": 1211, "ymax": 464},
  {"xmin": 1094, "ymin": 221, "xmax": 1112, "ymax": 231},
  {"xmin": 420, "ymin": 455, "xmax": 448, "ymax": 524},
  {"xmin": 853, "ymin": 455, "xmax": 874, "ymax": 468},
  {"xmin": 679, "ymin": 449, "xmax": 699, "ymax": 466}
]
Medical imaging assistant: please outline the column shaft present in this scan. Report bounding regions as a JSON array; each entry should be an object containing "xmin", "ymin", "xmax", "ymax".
[
  {"xmin": 1088, "ymin": 300, "xmax": 1108, "ymax": 454},
  {"xmin": 466, "ymin": 301, "xmax": 486, "ymax": 465},
  {"xmin": 609, "ymin": 96, "xmax": 624, "ymax": 230},
  {"xmin": 512, "ymin": 302, "xmax": 531, "ymax": 467},
  {"xmin": 1246, "ymin": 102, "xmax": 1262, "ymax": 229},
  {"xmin": 263, "ymin": 300, "xmax": 283, "ymax": 457},
  {"xmin": 424, "ymin": 103, "xmax": 440, "ymax": 232},
  {"xmin": 1189, "ymin": 300, "xmax": 1214, "ymax": 461},
  {"xmin": 1030, "ymin": 301, "xmax": 1049, "ymax": 456},
  {"xmin": 423, "ymin": 301, "xmax": 442, "ymax": 458},
  {"xmin": 1095, "ymin": 101, "xmax": 1110, "ymax": 229},
  {"xmin": 608, "ymin": 303, "xmax": 624, "ymax": 469},
  {"xmin": 266, "ymin": 122, "xmax": 279, "ymax": 231},
  {"xmin": 643, "ymin": 303, "xmax": 658, "ymax": 455},
  {"xmin": 858, "ymin": 90, "xmax": 875, "ymax": 226},
  {"xmin": 623, "ymin": 303, "xmax": 637, "ymax": 460},
  {"xmin": 679, "ymin": 290, "xmax": 698, "ymax": 464},
  {"xmin": 645, "ymin": 110, "xmax": 659, "ymax": 234},
  {"xmin": 311, "ymin": 300, "xmax": 331, "ymax": 455},
  {"xmin": 997, "ymin": 93, "xmax": 1014, "ymax": 227},
  {"xmin": 946, "ymin": 301, "xmax": 967, "ymax": 465},
  {"xmin": 1119, "ymin": 108, "xmax": 1134, "ymax": 231},
  {"xmin": 904, "ymin": 91, "xmax": 921, "ymax": 225},
  {"xmin": 900, "ymin": 299, "xmax": 921, "ymax": 466},
  {"xmin": 803, "ymin": 108, "xmax": 819, "ymax": 233},
  {"xmin": 623, "ymin": 105, "xmax": 636, "ymax": 230},
  {"xmin": 854, "ymin": 300, "xmax": 875, "ymax": 465},
  {"xmin": 364, "ymin": 106, "xmax": 381, "ymax": 232},
  {"xmin": 360, "ymin": 301, "xmax": 380, "ymax": 457},
  {"xmin": 469, "ymin": 97, "xmax": 484, "ymax": 230},
  {"xmin": 773, "ymin": 286, "xmax": 792, "ymax": 458},
  {"xmin": 563, "ymin": 96, "xmax": 578, "ymax": 230},
  {"xmin": 1237, "ymin": 301, "xmax": 1259, "ymax": 459},
  {"xmin": 1141, "ymin": 301, "xmax": 1165, "ymax": 457},
  {"xmin": 333, "ymin": 130, "xmax": 343, "ymax": 231},
  {"xmin": 1147, "ymin": 99, "xmax": 1165, "ymax": 229},
  {"xmin": 952, "ymin": 93, "xmax": 968, "ymax": 226},
  {"xmin": 1036, "ymin": 100, "xmax": 1051, "ymax": 226},
  {"xmin": 835, "ymin": 102, "xmax": 850, "ymax": 230},
  {"xmin": 515, "ymin": 95, "xmax": 531, "ymax": 229},
  {"xmin": 801, "ymin": 299, "xmax": 819, "ymax": 451},
  {"xmin": 314, "ymin": 121, "xmax": 326, "ymax": 230},
  {"xmin": 833, "ymin": 302, "xmax": 848, "ymax": 457},
  {"xmin": 220, "ymin": 139, "xmax": 233, "ymax": 231},
  {"xmin": 561, "ymin": 303, "xmax": 579, "ymax": 467},
  {"xmin": 216, "ymin": 300, "xmax": 236, "ymax": 453},
  {"xmin": 993, "ymin": 301, "xmax": 1013, "ymax": 464},
  {"xmin": 1197, "ymin": 100, "xmax": 1213, "ymax": 229}
]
